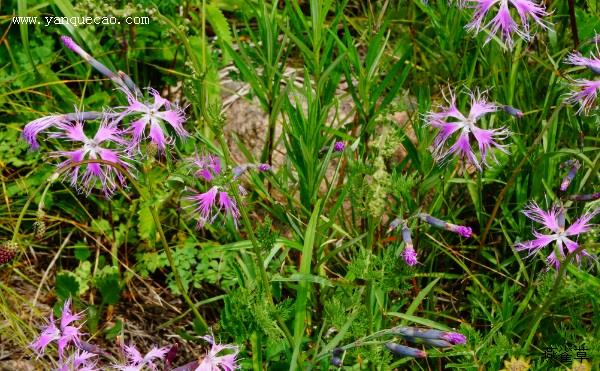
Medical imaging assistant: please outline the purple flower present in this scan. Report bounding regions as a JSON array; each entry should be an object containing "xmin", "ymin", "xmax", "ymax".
[
  {"xmin": 257, "ymin": 163, "xmax": 271, "ymax": 172},
  {"xmin": 565, "ymin": 79, "xmax": 600, "ymax": 115},
  {"xmin": 23, "ymin": 112, "xmax": 104, "ymax": 150},
  {"xmin": 419, "ymin": 213, "xmax": 473, "ymax": 238},
  {"xmin": 121, "ymin": 88, "xmax": 188, "ymax": 153},
  {"xmin": 193, "ymin": 153, "xmax": 222, "ymax": 182},
  {"xmin": 196, "ymin": 335, "xmax": 240, "ymax": 371},
  {"xmin": 516, "ymin": 202, "xmax": 599, "ymax": 269},
  {"xmin": 401, "ymin": 223, "xmax": 418, "ymax": 266},
  {"xmin": 465, "ymin": 0, "xmax": 550, "ymax": 49},
  {"xmin": 442, "ymin": 332, "xmax": 467, "ymax": 345},
  {"xmin": 50, "ymin": 120, "xmax": 130, "ymax": 197},
  {"xmin": 218, "ymin": 191, "xmax": 240, "ymax": 227},
  {"xmin": 113, "ymin": 343, "xmax": 169, "ymax": 371},
  {"xmin": 30, "ymin": 298, "xmax": 84, "ymax": 358},
  {"xmin": 426, "ymin": 89, "xmax": 508, "ymax": 170},
  {"xmin": 566, "ymin": 44, "xmax": 600, "ymax": 75},
  {"xmin": 187, "ymin": 187, "xmax": 240, "ymax": 229},
  {"xmin": 333, "ymin": 141, "xmax": 346, "ymax": 152},
  {"xmin": 57, "ymin": 349, "xmax": 98, "ymax": 371}
]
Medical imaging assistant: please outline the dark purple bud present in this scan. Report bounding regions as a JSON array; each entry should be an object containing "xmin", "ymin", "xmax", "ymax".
[
  {"xmin": 331, "ymin": 348, "xmax": 344, "ymax": 367},
  {"xmin": 442, "ymin": 332, "xmax": 467, "ymax": 345},
  {"xmin": 333, "ymin": 141, "xmax": 345, "ymax": 152},
  {"xmin": 502, "ymin": 105, "xmax": 524, "ymax": 118},
  {"xmin": 560, "ymin": 160, "xmax": 580, "ymax": 192},
  {"xmin": 164, "ymin": 343, "xmax": 179, "ymax": 367},
  {"xmin": 385, "ymin": 343, "xmax": 427, "ymax": 358},
  {"xmin": 449, "ymin": 225, "xmax": 473, "ymax": 238},
  {"xmin": 258, "ymin": 163, "xmax": 271, "ymax": 172},
  {"xmin": 569, "ymin": 192, "xmax": 600, "ymax": 202},
  {"xmin": 419, "ymin": 213, "xmax": 472, "ymax": 238}
]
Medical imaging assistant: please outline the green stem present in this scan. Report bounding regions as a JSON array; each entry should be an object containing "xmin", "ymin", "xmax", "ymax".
[
  {"xmin": 215, "ymin": 133, "xmax": 273, "ymax": 302},
  {"xmin": 214, "ymin": 132, "xmax": 294, "ymax": 346}
]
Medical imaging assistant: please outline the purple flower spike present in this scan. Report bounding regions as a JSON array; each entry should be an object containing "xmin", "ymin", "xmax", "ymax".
[
  {"xmin": 122, "ymin": 88, "xmax": 188, "ymax": 153},
  {"xmin": 196, "ymin": 335, "xmax": 240, "ymax": 370},
  {"xmin": 565, "ymin": 79, "xmax": 600, "ymax": 115},
  {"xmin": 333, "ymin": 141, "xmax": 346, "ymax": 152},
  {"xmin": 426, "ymin": 88, "xmax": 508, "ymax": 171},
  {"xmin": 419, "ymin": 213, "xmax": 473, "ymax": 238},
  {"xmin": 465, "ymin": 0, "xmax": 550, "ymax": 49},
  {"xmin": 516, "ymin": 202, "xmax": 599, "ymax": 269},
  {"xmin": 443, "ymin": 332, "xmax": 467, "ymax": 345},
  {"xmin": 50, "ymin": 120, "xmax": 131, "ymax": 197}
]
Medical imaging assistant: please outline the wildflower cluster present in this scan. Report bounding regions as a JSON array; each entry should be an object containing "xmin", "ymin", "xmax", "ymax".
[
  {"xmin": 29, "ymin": 299, "xmax": 240, "ymax": 370},
  {"xmin": 21, "ymin": 35, "xmax": 272, "ymax": 229}
]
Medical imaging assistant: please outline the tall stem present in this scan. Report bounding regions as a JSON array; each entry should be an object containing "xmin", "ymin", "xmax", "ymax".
[
  {"xmin": 567, "ymin": 0, "xmax": 580, "ymax": 48},
  {"xmin": 215, "ymin": 133, "xmax": 273, "ymax": 302}
]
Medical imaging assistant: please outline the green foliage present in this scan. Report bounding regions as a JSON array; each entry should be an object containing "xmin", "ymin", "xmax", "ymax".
[{"xmin": 2, "ymin": 0, "xmax": 600, "ymax": 369}]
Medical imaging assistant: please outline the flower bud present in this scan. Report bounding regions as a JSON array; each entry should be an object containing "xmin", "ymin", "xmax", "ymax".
[{"xmin": 385, "ymin": 343, "xmax": 427, "ymax": 358}]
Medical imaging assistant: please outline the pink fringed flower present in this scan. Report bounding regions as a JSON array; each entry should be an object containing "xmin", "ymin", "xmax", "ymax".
[
  {"xmin": 187, "ymin": 186, "xmax": 240, "ymax": 229},
  {"xmin": 196, "ymin": 335, "xmax": 240, "ymax": 371},
  {"xmin": 565, "ymin": 42, "xmax": 600, "ymax": 75},
  {"xmin": 426, "ymin": 89, "xmax": 508, "ymax": 170},
  {"xmin": 57, "ymin": 349, "xmax": 98, "ymax": 371},
  {"xmin": 516, "ymin": 203, "xmax": 599, "ymax": 269},
  {"xmin": 50, "ymin": 120, "xmax": 131, "ymax": 197},
  {"xmin": 565, "ymin": 79, "xmax": 600, "ymax": 115},
  {"xmin": 22, "ymin": 112, "xmax": 104, "ymax": 150},
  {"xmin": 30, "ymin": 298, "xmax": 84, "ymax": 358},
  {"xmin": 121, "ymin": 88, "xmax": 188, "ymax": 153},
  {"xmin": 113, "ymin": 343, "xmax": 169, "ymax": 371},
  {"xmin": 193, "ymin": 153, "xmax": 222, "ymax": 182},
  {"xmin": 465, "ymin": 0, "xmax": 550, "ymax": 49}
]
